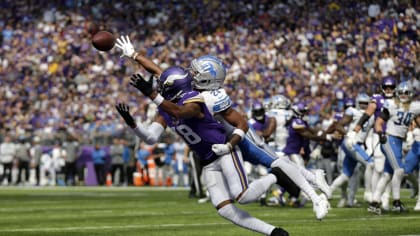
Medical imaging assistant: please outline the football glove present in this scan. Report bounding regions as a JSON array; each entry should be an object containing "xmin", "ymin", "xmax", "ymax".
[
  {"xmin": 379, "ymin": 132, "xmax": 387, "ymax": 144},
  {"xmin": 115, "ymin": 103, "xmax": 136, "ymax": 128},
  {"xmin": 115, "ymin": 35, "xmax": 136, "ymax": 58},
  {"xmin": 212, "ymin": 143, "xmax": 232, "ymax": 156},
  {"xmin": 130, "ymin": 73, "xmax": 154, "ymax": 97}
]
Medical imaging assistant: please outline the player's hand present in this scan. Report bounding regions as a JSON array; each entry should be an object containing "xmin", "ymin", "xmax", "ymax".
[
  {"xmin": 212, "ymin": 143, "xmax": 232, "ymax": 156},
  {"xmin": 115, "ymin": 35, "xmax": 135, "ymax": 58},
  {"xmin": 129, "ymin": 74, "xmax": 154, "ymax": 97},
  {"xmin": 379, "ymin": 132, "xmax": 387, "ymax": 144},
  {"xmin": 115, "ymin": 103, "xmax": 136, "ymax": 128}
]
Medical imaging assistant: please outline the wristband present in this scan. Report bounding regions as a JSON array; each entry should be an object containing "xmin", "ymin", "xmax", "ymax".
[
  {"xmin": 131, "ymin": 52, "xmax": 139, "ymax": 60},
  {"xmin": 232, "ymin": 128, "xmax": 245, "ymax": 140},
  {"xmin": 152, "ymin": 94, "xmax": 164, "ymax": 106}
]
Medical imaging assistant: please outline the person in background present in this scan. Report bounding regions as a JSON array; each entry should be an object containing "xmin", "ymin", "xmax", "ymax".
[
  {"xmin": 110, "ymin": 137, "xmax": 125, "ymax": 186},
  {"xmin": 0, "ymin": 135, "xmax": 16, "ymax": 185},
  {"xmin": 62, "ymin": 133, "xmax": 81, "ymax": 186},
  {"xmin": 92, "ymin": 143, "xmax": 106, "ymax": 186},
  {"xmin": 29, "ymin": 136, "xmax": 43, "ymax": 186},
  {"xmin": 15, "ymin": 138, "xmax": 31, "ymax": 186},
  {"xmin": 172, "ymin": 136, "xmax": 189, "ymax": 187}
]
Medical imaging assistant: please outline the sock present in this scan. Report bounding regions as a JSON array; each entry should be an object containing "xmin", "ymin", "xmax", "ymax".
[
  {"xmin": 392, "ymin": 168, "xmax": 404, "ymax": 200},
  {"xmin": 238, "ymin": 174, "xmax": 276, "ymax": 204},
  {"xmin": 330, "ymin": 173, "xmax": 349, "ymax": 196},
  {"xmin": 218, "ymin": 203, "xmax": 275, "ymax": 235},
  {"xmin": 371, "ymin": 170, "xmax": 380, "ymax": 192},
  {"xmin": 364, "ymin": 164, "xmax": 373, "ymax": 193},
  {"xmin": 372, "ymin": 173, "xmax": 390, "ymax": 202}
]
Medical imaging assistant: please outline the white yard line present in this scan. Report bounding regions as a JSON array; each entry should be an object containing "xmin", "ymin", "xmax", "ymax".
[{"xmin": 1, "ymin": 215, "xmax": 420, "ymax": 232}]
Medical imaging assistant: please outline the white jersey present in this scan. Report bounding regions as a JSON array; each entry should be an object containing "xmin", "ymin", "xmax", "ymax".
[
  {"xmin": 413, "ymin": 128, "xmax": 420, "ymax": 142},
  {"xmin": 384, "ymin": 100, "xmax": 420, "ymax": 138},
  {"xmin": 345, "ymin": 106, "xmax": 374, "ymax": 143},
  {"xmin": 266, "ymin": 108, "xmax": 292, "ymax": 151},
  {"xmin": 200, "ymin": 89, "xmax": 232, "ymax": 116}
]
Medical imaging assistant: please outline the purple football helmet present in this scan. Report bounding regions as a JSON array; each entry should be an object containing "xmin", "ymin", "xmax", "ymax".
[
  {"xmin": 252, "ymin": 101, "xmax": 265, "ymax": 121},
  {"xmin": 381, "ymin": 76, "xmax": 396, "ymax": 98},
  {"xmin": 291, "ymin": 102, "xmax": 309, "ymax": 117},
  {"xmin": 158, "ymin": 66, "xmax": 193, "ymax": 101}
]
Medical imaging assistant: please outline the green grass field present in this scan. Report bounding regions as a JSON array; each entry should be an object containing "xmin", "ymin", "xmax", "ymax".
[{"xmin": 0, "ymin": 187, "xmax": 419, "ymax": 236}]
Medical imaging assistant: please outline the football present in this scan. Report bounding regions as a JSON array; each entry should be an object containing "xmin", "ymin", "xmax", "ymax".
[{"xmin": 92, "ymin": 31, "xmax": 115, "ymax": 51}]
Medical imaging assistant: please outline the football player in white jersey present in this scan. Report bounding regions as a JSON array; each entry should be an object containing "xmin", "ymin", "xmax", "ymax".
[
  {"xmin": 266, "ymin": 95, "xmax": 293, "ymax": 152},
  {"xmin": 324, "ymin": 93, "xmax": 374, "ymax": 199},
  {"xmin": 369, "ymin": 82, "xmax": 420, "ymax": 214},
  {"xmin": 116, "ymin": 36, "xmax": 329, "ymax": 221},
  {"xmin": 404, "ymin": 114, "xmax": 420, "ymax": 210},
  {"xmin": 351, "ymin": 77, "xmax": 396, "ymax": 207}
]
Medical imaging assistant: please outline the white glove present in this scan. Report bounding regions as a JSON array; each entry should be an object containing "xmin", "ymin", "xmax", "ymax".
[
  {"xmin": 345, "ymin": 130, "xmax": 357, "ymax": 150},
  {"xmin": 212, "ymin": 143, "xmax": 232, "ymax": 156},
  {"xmin": 115, "ymin": 35, "xmax": 136, "ymax": 58},
  {"xmin": 310, "ymin": 145, "xmax": 322, "ymax": 160}
]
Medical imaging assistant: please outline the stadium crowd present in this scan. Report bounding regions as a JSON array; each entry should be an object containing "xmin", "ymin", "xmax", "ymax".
[{"xmin": 0, "ymin": 0, "xmax": 418, "ymax": 194}]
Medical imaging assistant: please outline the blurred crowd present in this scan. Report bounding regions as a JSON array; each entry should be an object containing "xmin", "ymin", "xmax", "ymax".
[{"xmin": 0, "ymin": 0, "xmax": 419, "ymax": 186}]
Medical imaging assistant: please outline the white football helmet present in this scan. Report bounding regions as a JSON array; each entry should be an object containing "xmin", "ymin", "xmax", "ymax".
[
  {"xmin": 271, "ymin": 95, "xmax": 291, "ymax": 109},
  {"xmin": 355, "ymin": 93, "xmax": 370, "ymax": 110},
  {"xmin": 190, "ymin": 55, "xmax": 226, "ymax": 90},
  {"xmin": 396, "ymin": 82, "xmax": 413, "ymax": 103}
]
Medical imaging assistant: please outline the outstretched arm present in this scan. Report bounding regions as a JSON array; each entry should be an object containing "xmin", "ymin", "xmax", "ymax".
[
  {"xmin": 115, "ymin": 103, "xmax": 166, "ymax": 145},
  {"xmin": 115, "ymin": 35, "xmax": 163, "ymax": 76}
]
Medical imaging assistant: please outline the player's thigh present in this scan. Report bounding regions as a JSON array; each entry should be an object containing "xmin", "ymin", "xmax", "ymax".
[
  {"xmin": 203, "ymin": 164, "xmax": 232, "ymax": 207},
  {"xmin": 219, "ymin": 149, "xmax": 249, "ymax": 198}
]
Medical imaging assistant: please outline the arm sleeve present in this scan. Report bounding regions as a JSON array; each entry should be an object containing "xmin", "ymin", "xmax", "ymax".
[{"xmin": 131, "ymin": 122, "xmax": 165, "ymax": 145}]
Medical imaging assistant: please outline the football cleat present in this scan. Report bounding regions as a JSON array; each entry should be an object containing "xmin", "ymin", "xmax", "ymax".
[
  {"xmin": 367, "ymin": 202, "xmax": 382, "ymax": 215},
  {"xmin": 313, "ymin": 197, "xmax": 329, "ymax": 220},
  {"xmin": 315, "ymin": 169, "xmax": 331, "ymax": 199},
  {"xmin": 391, "ymin": 200, "xmax": 407, "ymax": 213},
  {"xmin": 270, "ymin": 227, "xmax": 289, "ymax": 236}
]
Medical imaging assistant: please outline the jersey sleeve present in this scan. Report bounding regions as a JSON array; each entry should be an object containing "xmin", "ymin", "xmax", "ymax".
[
  {"xmin": 201, "ymin": 89, "xmax": 232, "ymax": 114},
  {"xmin": 344, "ymin": 107, "xmax": 354, "ymax": 117},
  {"xmin": 292, "ymin": 118, "xmax": 306, "ymax": 129}
]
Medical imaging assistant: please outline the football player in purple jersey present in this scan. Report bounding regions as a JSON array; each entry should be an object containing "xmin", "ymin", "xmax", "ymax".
[
  {"xmin": 115, "ymin": 35, "xmax": 330, "ymax": 221},
  {"xmin": 116, "ymin": 67, "xmax": 288, "ymax": 236}
]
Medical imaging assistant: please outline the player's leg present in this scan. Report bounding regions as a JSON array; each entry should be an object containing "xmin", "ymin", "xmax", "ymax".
[
  {"xmin": 219, "ymin": 147, "xmax": 276, "ymax": 204},
  {"xmin": 381, "ymin": 136, "xmax": 406, "ymax": 212},
  {"xmin": 404, "ymin": 142, "xmax": 420, "ymax": 210},
  {"xmin": 203, "ymin": 161, "xmax": 288, "ymax": 236}
]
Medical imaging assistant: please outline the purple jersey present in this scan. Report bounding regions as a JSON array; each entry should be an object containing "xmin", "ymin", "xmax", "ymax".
[
  {"xmin": 283, "ymin": 117, "xmax": 309, "ymax": 155},
  {"xmin": 370, "ymin": 93, "xmax": 385, "ymax": 119},
  {"xmin": 248, "ymin": 116, "xmax": 270, "ymax": 132},
  {"xmin": 158, "ymin": 91, "xmax": 226, "ymax": 165}
]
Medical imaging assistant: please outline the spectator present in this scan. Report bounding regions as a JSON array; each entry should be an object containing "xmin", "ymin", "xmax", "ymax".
[
  {"xmin": 92, "ymin": 143, "xmax": 106, "ymax": 186},
  {"xmin": 0, "ymin": 135, "xmax": 16, "ymax": 185},
  {"xmin": 62, "ymin": 132, "xmax": 81, "ymax": 186},
  {"xmin": 109, "ymin": 137, "xmax": 125, "ymax": 186},
  {"xmin": 15, "ymin": 138, "xmax": 31, "ymax": 185}
]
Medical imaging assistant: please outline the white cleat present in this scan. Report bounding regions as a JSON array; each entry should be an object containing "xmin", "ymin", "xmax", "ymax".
[
  {"xmin": 315, "ymin": 169, "xmax": 331, "ymax": 199},
  {"xmin": 414, "ymin": 201, "xmax": 420, "ymax": 211},
  {"xmin": 319, "ymin": 193, "xmax": 331, "ymax": 210},
  {"xmin": 313, "ymin": 197, "xmax": 329, "ymax": 220}
]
